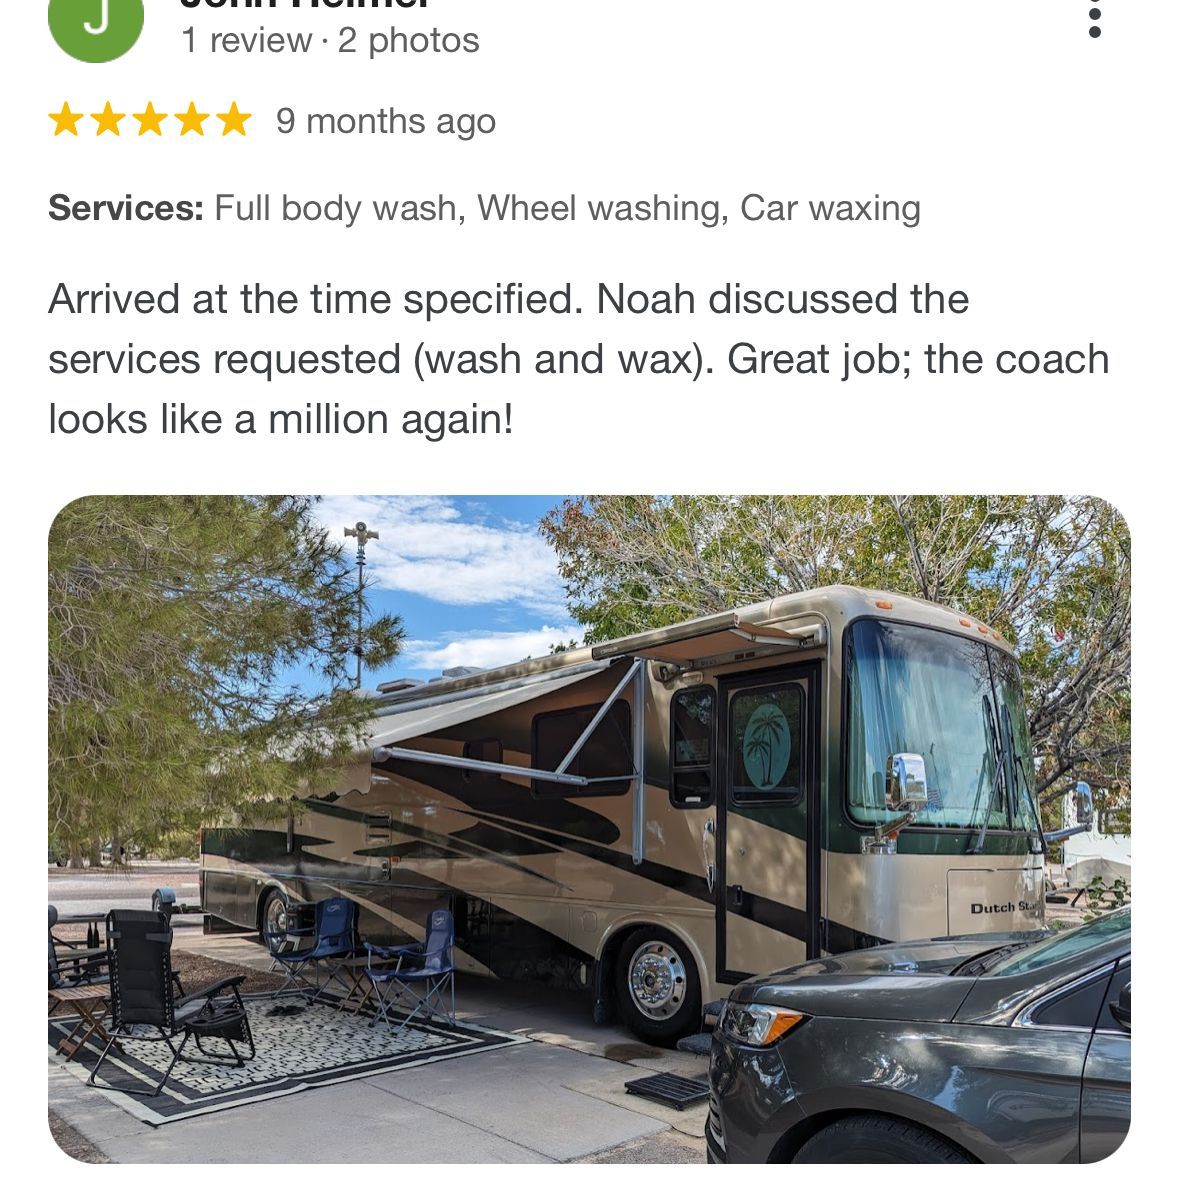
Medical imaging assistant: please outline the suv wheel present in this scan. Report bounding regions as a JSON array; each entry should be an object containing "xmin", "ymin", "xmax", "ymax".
[{"xmin": 794, "ymin": 1115, "xmax": 973, "ymax": 1163}]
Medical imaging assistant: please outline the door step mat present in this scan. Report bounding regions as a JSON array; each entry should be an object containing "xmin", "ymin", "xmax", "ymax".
[
  {"xmin": 624, "ymin": 1071, "xmax": 710, "ymax": 1111},
  {"xmin": 675, "ymin": 1033, "xmax": 713, "ymax": 1056}
]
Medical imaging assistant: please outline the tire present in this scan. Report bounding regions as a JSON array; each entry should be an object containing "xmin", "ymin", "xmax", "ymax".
[
  {"xmin": 613, "ymin": 926, "xmax": 701, "ymax": 1046},
  {"xmin": 793, "ymin": 1115, "xmax": 973, "ymax": 1164},
  {"xmin": 258, "ymin": 887, "xmax": 291, "ymax": 940}
]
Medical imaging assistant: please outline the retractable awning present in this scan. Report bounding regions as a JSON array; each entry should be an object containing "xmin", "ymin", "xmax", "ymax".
[
  {"xmin": 367, "ymin": 660, "xmax": 612, "ymax": 749},
  {"xmin": 370, "ymin": 655, "xmax": 650, "ymax": 865},
  {"xmin": 590, "ymin": 613, "xmax": 825, "ymax": 665}
]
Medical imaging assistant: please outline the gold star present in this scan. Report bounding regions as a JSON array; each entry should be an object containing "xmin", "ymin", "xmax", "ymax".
[
  {"xmin": 217, "ymin": 102, "xmax": 252, "ymax": 137},
  {"xmin": 92, "ymin": 102, "xmax": 126, "ymax": 136},
  {"xmin": 175, "ymin": 102, "xmax": 211, "ymax": 137},
  {"xmin": 133, "ymin": 102, "xmax": 168, "ymax": 137},
  {"xmin": 50, "ymin": 102, "xmax": 84, "ymax": 136}
]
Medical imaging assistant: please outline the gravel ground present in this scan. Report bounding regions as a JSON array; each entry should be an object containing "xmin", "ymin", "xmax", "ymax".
[
  {"xmin": 48, "ymin": 1110, "xmax": 110, "ymax": 1164},
  {"xmin": 171, "ymin": 949, "xmax": 280, "ymax": 995},
  {"xmin": 581, "ymin": 1130, "xmax": 706, "ymax": 1164}
]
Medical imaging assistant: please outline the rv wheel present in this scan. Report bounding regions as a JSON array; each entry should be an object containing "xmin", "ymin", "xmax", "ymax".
[
  {"xmin": 614, "ymin": 927, "xmax": 701, "ymax": 1046},
  {"xmin": 259, "ymin": 888, "xmax": 290, "ymax": 940}
]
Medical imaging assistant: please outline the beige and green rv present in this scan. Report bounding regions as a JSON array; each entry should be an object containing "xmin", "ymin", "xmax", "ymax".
[{"xmin": 201, "ymin": 586, "xmax": 1058, "ymax": 1044}]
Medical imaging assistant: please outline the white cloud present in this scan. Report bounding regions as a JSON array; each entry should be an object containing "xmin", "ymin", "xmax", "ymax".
[
  {"xmin": 401, "ymin": 627, "xmax": 583, "ymax": 674},
  {"xmin": 313, "ymin": 496, "xmax": 567, "ymax": 617}
]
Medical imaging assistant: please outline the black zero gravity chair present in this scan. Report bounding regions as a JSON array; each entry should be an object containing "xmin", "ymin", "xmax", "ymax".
[{"xmin": 87, "ymin": 909, "xmax": 255, "ymax": 1097}]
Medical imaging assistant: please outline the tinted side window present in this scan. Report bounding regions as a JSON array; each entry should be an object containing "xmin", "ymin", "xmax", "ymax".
[
  {"xmin": 671, "ymin": 686, "xmax": 714, "ymax": 808},
  {"xmin": 1096, "ymin": 962, "xmax": 1131, "ymax": 1033},
  {"xmin": 1032, "ymin": 967, "xmax": 1112, "ymax": 1029},
  {"xmin": 532, "ymin": 701, "xmax": 632, "ymax": 798}
]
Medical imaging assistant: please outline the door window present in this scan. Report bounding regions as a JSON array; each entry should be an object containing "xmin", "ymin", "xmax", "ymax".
[{"xmin": 729, "ymin": 683, "xmax": 804, "ymax": 806}]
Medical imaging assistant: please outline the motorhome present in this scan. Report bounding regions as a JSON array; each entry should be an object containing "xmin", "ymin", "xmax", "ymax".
[{"xmin": 201, "ymin": 586, "xmax": 1059, "ymax": 1044}]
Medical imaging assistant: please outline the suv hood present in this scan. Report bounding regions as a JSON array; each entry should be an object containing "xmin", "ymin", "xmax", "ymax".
[{"xmin": 730, "ymin": 930, "xmax": 1049, "ymax": 1023}]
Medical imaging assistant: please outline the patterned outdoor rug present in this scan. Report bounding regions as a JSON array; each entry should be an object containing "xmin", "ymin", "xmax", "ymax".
[{"xmin": 48, "ymin": 993, "xmax": 528, "ymax": 1125}]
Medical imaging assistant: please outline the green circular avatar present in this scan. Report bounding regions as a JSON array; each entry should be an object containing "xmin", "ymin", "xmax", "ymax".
[{"xmin": 49, "ymin": 0, "xmax": 145, "ymax": 64}]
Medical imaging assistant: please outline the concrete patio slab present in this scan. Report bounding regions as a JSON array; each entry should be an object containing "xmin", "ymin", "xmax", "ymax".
[
  {"xmin": 563, "ymin": 1068, "xmax": 709, "ymax": 1138},
  {"xmin": 50, "ymin": 1071, "xmax": 554, "ymax": 1164},
  {"xmin": 364, "ymin": 1041, "xmax": 668, "ymax": 1161}
]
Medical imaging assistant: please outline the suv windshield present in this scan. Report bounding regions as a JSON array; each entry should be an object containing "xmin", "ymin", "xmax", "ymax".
[
  {"xmin": 846, "ymin": 619, "xmax": 1039, "ymax": 832},
  {"xmin": 988, "ymin": 907, "xmax": 1130, "ymax": 976}
]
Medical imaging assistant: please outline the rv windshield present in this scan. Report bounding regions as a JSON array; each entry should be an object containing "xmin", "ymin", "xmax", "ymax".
[{"xmin": 846, "ymin": 619, "xmax": 1039, "ymax": 832}]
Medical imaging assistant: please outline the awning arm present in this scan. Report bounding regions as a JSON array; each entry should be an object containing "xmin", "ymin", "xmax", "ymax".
[
  {"xmin": 730, "ymin": 626, "xmax": 814, "ymax": 647},
  {"xmin": 372, "ymin": 745, "xmax": 591, "ymax": 788},
  {"xmin": 632, "ymin": 657, "xmax": 646, "ymax": 866},
  {"xmin": 556, "ymin": 658, "xmax": 641, "ymax": 774}
]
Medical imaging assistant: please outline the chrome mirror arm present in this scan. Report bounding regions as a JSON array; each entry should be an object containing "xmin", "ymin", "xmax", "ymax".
[{"xmin": 861, "ymin": 811, "xmax": 918, "ymax": 855}]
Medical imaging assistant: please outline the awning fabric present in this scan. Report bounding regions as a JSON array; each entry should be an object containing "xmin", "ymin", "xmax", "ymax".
[
  {"xmin": 591, "ymin": 614, "xmax": 821, "ymax": 664},
  {"xmin": 367, "ymin": 661, "xmax": 611, "ymax": 750}
]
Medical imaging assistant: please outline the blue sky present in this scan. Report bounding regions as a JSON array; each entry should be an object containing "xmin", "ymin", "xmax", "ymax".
[{"xmin": 313, "ymin": 496, "xmax": 582, "ymax": 685}]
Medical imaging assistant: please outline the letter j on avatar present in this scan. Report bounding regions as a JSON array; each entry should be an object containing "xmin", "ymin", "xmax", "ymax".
[{"xmin": 49, "ymin": 0, "xmax": 144, "ymax": 63}]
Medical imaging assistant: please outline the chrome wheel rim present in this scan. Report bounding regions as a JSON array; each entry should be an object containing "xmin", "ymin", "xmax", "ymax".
[
  {"xmin": 264, "ymin": 893, "xmax": 288, "ymax": 936},
  {"xmin": 627, "ymin": 940, "xmax": 688, "ymax": 1021}
]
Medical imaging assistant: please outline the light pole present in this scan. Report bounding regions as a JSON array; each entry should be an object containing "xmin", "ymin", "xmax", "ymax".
[{"xmin": 344, "ymin": 522, "xmax": 379, "ymax": 690}]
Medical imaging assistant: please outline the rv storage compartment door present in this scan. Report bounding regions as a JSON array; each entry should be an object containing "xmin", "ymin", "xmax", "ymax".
[{"xmin": 946, "ymin": 867, "xmax": 1044, "ymax": 935}]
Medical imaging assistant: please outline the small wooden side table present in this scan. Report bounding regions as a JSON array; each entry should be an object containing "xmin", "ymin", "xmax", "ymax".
[{"xmin": 48, "ymin": 985, "xmax": 114, "ymax": 1061}]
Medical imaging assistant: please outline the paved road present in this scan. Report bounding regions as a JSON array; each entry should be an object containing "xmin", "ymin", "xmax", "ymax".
[{"xmin": 48, "ymin": 863, "xmax": 203, "ymax": 931}]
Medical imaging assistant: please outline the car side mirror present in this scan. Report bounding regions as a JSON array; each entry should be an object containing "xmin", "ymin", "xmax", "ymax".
[
  {"xmin": 1073, "ymin": 781, "xmax": 1094, "ymax": 830},
  {"xmin": 1109, "ymin": 981, "xmax": 1130, "ymax": 1032}
]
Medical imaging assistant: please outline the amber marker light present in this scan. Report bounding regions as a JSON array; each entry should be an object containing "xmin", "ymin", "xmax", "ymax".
[{"xmin": 875, "ymin": 600, "xmax": 894, "ymax": 610}]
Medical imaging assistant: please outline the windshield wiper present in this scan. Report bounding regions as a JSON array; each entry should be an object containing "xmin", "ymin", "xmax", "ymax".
[
  {"xmin": 1002, "ymin": 703, "xmax": 1046, "ymax": 855},
  {"xmin": 952, "ymin": 941, "xmax": 1032, "ymax": 977},
  {"xmin": 970, "ymin": 696, "xmax": 1007, "ymax": 853}
]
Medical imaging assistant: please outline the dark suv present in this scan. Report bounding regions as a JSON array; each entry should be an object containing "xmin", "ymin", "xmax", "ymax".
[{"xmin": 708, "ymin": 907, "xmax": 1130, "ymax": 1163}]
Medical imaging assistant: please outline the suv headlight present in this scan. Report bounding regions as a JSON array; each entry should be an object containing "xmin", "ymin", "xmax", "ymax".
[{"xmin": 719, "ymin": 1001, "xmax": 806, "ymax": 1047}]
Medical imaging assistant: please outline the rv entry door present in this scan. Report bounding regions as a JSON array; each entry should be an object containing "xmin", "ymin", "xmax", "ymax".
[{"xmin": 717, "ymin": 664, "xmax": 820, "ymax": 982}]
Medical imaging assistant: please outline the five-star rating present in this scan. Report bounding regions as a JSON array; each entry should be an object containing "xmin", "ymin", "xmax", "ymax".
[{"xmin": 50, "ymin": 102, "xmax": 252, "ymax": 137}]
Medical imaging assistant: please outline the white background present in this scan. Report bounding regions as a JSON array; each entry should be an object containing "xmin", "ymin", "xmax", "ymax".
[{"xmin": 5, "ymin": 0, "xmax": 1174, "ymax": 1171}]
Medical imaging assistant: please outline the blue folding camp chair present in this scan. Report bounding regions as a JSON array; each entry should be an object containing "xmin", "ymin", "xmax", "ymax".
[
  {"xmin": 265, "ymin": 896, "xmax": 357, "ymax": 1001},
  {"xmin": 364, "ymin": 909, "xmax": 456, "ymax": 1031}
]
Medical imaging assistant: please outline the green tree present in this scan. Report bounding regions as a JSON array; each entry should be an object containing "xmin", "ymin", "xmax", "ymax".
[
  {"xmin": 540, "ymin": 496, "xmax": 1129, "ymax": 810},
  {"xmin": 49, "ymin": 496, "xmax": 405, "ymax": 863}
]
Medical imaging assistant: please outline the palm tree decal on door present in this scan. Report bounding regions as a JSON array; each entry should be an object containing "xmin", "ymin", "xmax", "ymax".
[{"xmin": 742, "ymin": 702, "xmax": 791, "ymax": 791}]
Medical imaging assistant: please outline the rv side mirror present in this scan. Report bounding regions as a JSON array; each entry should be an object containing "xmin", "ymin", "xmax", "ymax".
[
  {"xmin": 885, "ymin": 753, "xmax": 929, "ymax": 812},
  {"xmin": 1110, "ymin": 981, "xmax": 1130, "ymax": 1032},
  {"xmin": 1073, "ymin": 781, "xmax": 1094, "ymax": 830}
]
